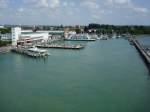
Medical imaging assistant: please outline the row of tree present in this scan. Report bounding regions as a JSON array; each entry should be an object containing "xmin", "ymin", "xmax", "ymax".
[
  {"xmin": 0, "ymin": 28, "xmax": 11, "ymax": 34},
  {"xmin": 1, "ymin": 24, "xmax": 150, "ymax": 35},
  {"xmin": 85, "ymin": 23, "xmax": 150, "ymax": 35}
]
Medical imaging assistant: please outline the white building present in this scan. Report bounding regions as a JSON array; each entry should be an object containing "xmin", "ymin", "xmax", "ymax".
[
  {"xmin": 0, "ymin": 26, "xmax": 4, "ymax": 28},
  {"xmin": 11, "ymin": 27, "xmax": 50, "ymax": 46},
  {"xmin": 11, "ymin": 27, "xmax": 65, "ymax": 46},
  {"xmin": 21, "ymin": 32, "xmax": 48, "ymax": 41},
  {"xmin": 11, "ymin": 27, "xmax": 21, "ymax": 46},
  {"xmin": 20, "ymin": 32, "xmax": 49, "ymax": 45},
  {"xmin": 0, "ymin": 33, "xmax": 11, "ymax": 41}
]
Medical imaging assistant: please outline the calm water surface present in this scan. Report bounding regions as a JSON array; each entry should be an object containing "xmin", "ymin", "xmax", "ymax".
[
  {"xmin": 137, "ymin": 35, "xmax": 150, "ymax": 48},
  {"xmin": 0, "ymin": 39, "xmax": 150, "ymax": 112}
]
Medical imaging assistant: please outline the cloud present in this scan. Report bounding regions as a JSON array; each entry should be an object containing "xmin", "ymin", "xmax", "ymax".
[
  {"xmin": 81, "ymin": 0, "xmax": 99, "ymax": 10},
  {"xmin": 62, "ymin": 1, "xmax": 68, "ymax": 7},
  {"xmin": 18, "ymin": 8, "xmax": 24, "ymax": 13},
  {"xmin": 107, "ymin": 0, "xmax": 131, "ymax": 5},
  {"xmin": 0, "ymin": 0, "xmax": 149, "ymax": 25},
  {"xmin": 0, "ymin": 0, "xmax": 9, "ymax": 8},
  {"xmin": 80, "ymin": 0, "xmax": 102, "ymax": 21},
  {"xmin": 132, "ymin": 7, "xmax": 148, "ymax": 13},
  {"xmin": 23, "ymin": 0, "xmax": 60, "ymax": 9},
  {"xmin": 49, "ymin": 0, "xmax": 60, "ymax": 9},
  {"xmin": 107, "ymin": 0, "xmax": 148, "ymax": 13}
]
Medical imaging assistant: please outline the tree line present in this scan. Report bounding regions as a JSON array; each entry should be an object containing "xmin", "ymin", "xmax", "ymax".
[
  {"xmin": 0, "ymin": 28, "xmax": 11, "ymax": 34},
  {"xmin": 85, "ymin": 23, "xmax": 150, "ymax": 35}
]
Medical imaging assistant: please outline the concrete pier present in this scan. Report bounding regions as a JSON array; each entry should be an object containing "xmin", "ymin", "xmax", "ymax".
[{"xmin": 37, "ymin": 44, "xmax": 84, "ymax": 50}]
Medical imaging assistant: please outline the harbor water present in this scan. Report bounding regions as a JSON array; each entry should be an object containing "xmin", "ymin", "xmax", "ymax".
[
  {"xmin": 137, "ymin": 35, "xmax": 150, "ymax": 49},
  {"xmin": 0, "ymin": 38, "xmax": 150, "ymax": 112}
]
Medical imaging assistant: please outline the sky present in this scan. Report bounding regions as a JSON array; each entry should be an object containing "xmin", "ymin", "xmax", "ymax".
[{"xmin": 0, "ymin": 0, "xmax": 150, "ymax": 25}]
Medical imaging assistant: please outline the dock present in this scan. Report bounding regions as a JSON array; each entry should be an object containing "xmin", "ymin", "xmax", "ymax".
[
  {"xmin": 131, "ymin": 37, "xmax": 150, "ymax": 69},
  {"xmin": 37, "ymin": 44, "xmax": 84, "ymax": 50}
]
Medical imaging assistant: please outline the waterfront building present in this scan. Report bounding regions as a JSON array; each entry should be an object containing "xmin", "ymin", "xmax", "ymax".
[
  {"xmin": 17, "ymin": 32, "xmax": 49, "ymax": 46},
  {"xmin": 11, "ymin": 27, "xmax": 21, "ymax": 46},
  {"xmin": 0, "ymin": 25, "xmax": 4, "ymax": 28},
  {"xmin": 12, "ymin": 27, "xmax": 49, "ymax": 46},
  {"xmin": 0, "ymin": 33, "xmax": 11, "ymax": 41},
  {"xmin": 9, "ymin": 27, "xmax": 66, "ymax": 46},
  {"xmin": 37, "ymin": 30, "xmax": 64, "ymax": 39}
]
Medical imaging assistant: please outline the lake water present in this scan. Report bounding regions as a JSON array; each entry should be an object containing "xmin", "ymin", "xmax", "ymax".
[
  {"xmin": 137, "ymin": 35, "xmax": 150, "ymax": 48},
  {"xmin": 0, "ymin": 38, "xmax": 150, "ymax": 112}
]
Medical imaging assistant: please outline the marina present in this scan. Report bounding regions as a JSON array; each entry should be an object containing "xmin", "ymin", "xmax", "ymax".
[
  {"xmin": 0, "ymin": 38, "xmax": 149, "ymax": 112},
  {"xmin": 0, "ymin": 0, "xmax": 150, "ymax": 111}
]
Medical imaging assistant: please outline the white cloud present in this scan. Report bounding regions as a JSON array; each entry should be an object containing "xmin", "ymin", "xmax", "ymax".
[
  {"xmin": 0, "ymin": 0, "xmax": 9, "ymax": 8},
  {"xmin": 133, "ymin": 7, "xmax": 148, "ymax": 13},
  {"xmin": 62, "ymin": 1, "xmax": 68, "ymax": 7},
  {"xmin": 107, "ymin": 0, "xmax": 131, "ymax": 5},
  {"xmin": 39, "ymin": 0, "xmax": 49, "ymax": 7},
  {"xmin": 0, "ymin": 0, "xmax": 149, "ymax": 25},
  {"xmin": 107, "ymin": 0, "xmax": 148, "ymax": 14},
  {"xmin": 18, "ymin": 8, "xmax": 24, "ymax": 12},
  {"xmin": 23, "ymin": 0, "xmax": 60, "ymax": 9},
  {"xmin": 49, "ymin": 0, "xmax": 60, "ymax": 9},
  {"xmin": 81, "ymin": 0, "xmax": 104, "ymax": 22},
  {"xmin": 81, "ymin": 0, "xmax": 99, "ymax": 10},
  {"xmin": 91, "ymin": 14, "xmax": 101, "ymax": 20}
]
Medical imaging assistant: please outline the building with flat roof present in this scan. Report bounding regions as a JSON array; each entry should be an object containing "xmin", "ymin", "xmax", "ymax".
[
  {"xmin": 0, "ymin": 26, "xmax": 4, "ymax": 28},
  {"xmin": 11, "ymin": 27, "xmax": 65, "ymax": 46},
  {"xmin": 11, "ymin": 27, "xmax": 49, "ymax": 46},
  {"xmin": 18, "ymin": 32, "xmax": 49, "ymax": 45},
  {"xmin": 12, "ymin": 27, "xmax": 21, "ymax": 46},
  {"xmin": 0, "ymin": 33, "xmax": 11, "ymax": 41}
]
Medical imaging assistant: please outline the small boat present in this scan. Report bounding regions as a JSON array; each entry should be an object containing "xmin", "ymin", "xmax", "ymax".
[{"xmin": 100, "ymin": 35, "xmax": 108, "ymax": 40}]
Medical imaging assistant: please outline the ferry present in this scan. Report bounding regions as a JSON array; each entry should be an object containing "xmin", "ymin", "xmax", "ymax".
[
  {"xmin": 12, "ymin": 46, "xmax": 49, "ymax": 58},
  {"xmin": 65, "ymin": 34, "xmax": 96, "ymax": 41},
  {"xmin": 26, "ymin": 47, "xmax": 49, "ymax": 57}
]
